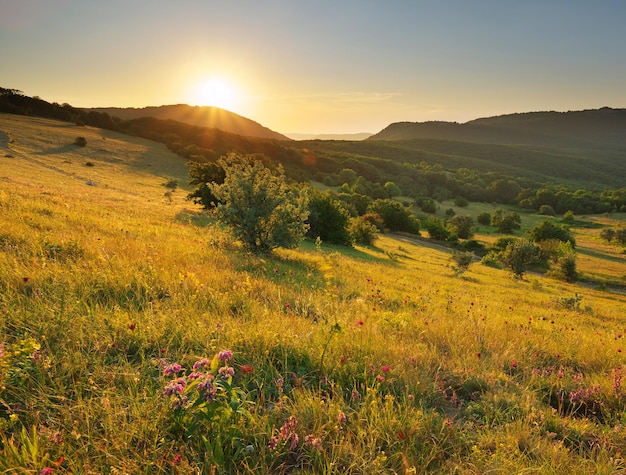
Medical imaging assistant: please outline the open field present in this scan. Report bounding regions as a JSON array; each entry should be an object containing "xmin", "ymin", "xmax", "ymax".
[{"xmin": 1, "ymin": 115, "xmax": 626, "ymax": 473}]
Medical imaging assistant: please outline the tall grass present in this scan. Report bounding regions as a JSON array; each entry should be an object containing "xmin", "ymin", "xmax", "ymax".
[{"xmin": 1, "ymin": 114, "xmax": 626, "ymax": 473}]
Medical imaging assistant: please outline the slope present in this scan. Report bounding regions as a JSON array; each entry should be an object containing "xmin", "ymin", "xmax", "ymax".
[{"xmin": 88, "ymin": 104, "xmax": 290, "ymax": 141}]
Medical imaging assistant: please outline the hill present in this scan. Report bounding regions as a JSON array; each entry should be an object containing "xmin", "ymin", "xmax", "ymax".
[
  {"xmin": 370, "ymin": 107, "xmax": 626, "ymax": 149},
  {"xmin": 86, "ymin": 104, "xmax": 290, "ymax": 141},
  {"xmin": 2, "ymin": 114, "xmax": 626, "ymax": 473},
  {"xmin": 287, "ymin": 132, "xmax": 373, "ymax": 141}
]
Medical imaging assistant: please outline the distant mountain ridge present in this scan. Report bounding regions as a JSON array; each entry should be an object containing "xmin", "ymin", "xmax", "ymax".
[
  {"xmin": 87, "ymin": 104, "xmax": 290, "ymax": 141},
  {"xmin": 286, "ymin": 132, "xmax": 373, "ymax": 141},
  {"xmin": 370, "ymin": 107, "xmax": 626, "ymax": 149}
]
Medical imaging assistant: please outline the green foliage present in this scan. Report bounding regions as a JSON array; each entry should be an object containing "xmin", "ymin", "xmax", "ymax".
[
  {"xmin": 447, "ymin": 214, "xmax": 474, "ymax": 239},
  {"xmin": 562, "ymin": 210, "xmax": 575, "ymax": 223},
  {"xmin": 528, "ymin": 220, "xmax": 576, "ymax": 247},
  {"xmin": 210, "ymin": 154, "xmax": 310, "ymax": 252},
  {"xmin": 539, "ymin": 204, "xmax": 556, "ymax": 216},
  {"xmin": 187, "ymin": 160, "xmax": 226, "ymax": 208},
  {"xmin": 417, "ymin": 197, "xmax": 437, "ymax": 214},
  {"xmin": 306, "ymin": 190, "xmax": 352, "ymax": 246},
  {"xmin": 383, "ymin": 181, "xmax": 402, "ymax": 197},
  {"xmin": 163, "ymin": 178, "xmax": 179, "ymax": 190},
  {"xmin": 348, "ymin": 216, "xmax": 378, "ymax": 245},
  {"xmin": 450, "ymin": 250, "xmax": 475, "ymax": 276},
  {"xmin": 600, "ymin": 228, "xmax": 616, "ymax": 243},
  {"xmin": 548, "ymin": 241, "xmax": 578, "ymax": 282},
  {"xmin": 454, "ymin": 195, "xmax": 469, "ymax": 207},
  {"xmin": 500, "ymin": 238, "xmax": 540, "ymax": 278},
  {"xmin": 73, "ymin": 136, "xmax": 87, "ymax": 147},
  {"xmin": 490, "ymin": 209, "xmax": 521, "ymax": 233},
  {"xmin": 368, "ymin": 199, "xmax": 419, "ymax": 233},
  {"xmin": 423, "ymin": 217, "xmax": 452, "ymax": 241},
  {"xmin": 476, "ymin": 212, "xmax": 491, "ymax": 226},
  {"xmin": 338, "ymin": 168, "xmax": 358, "ymax": 186}
]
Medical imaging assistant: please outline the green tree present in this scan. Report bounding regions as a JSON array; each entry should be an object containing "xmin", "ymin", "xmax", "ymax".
[
  {"xmin": 187, "ymin": 161, "xmax": 226, "ymax": 208},
  {"xmin": 477, "ymin": 212, "xmax": 491, "ymax": 226},
  {"xmin": 209, "ymin": 154, "xmax": 309, "ymax": 252},
  {"xmin": 306, "ymin": 190, "xmax": 352, "ymax": 245},
  {"xmin": 423, "ymin": 217, "xmax": 452, "ymax": 241},
  {"xmin": 528, "ymin": 220, "xmax": 576, "ymax": 247},
  {"xmin": 491, "ymin": 209, "xmax": 521, "ymax": 233},
  {"xmin": 500, "ymin": 239, "xmax": 540, "ymax": 278},
  {"xmin": 368, "ymin": 199, "xmax": 419, "ymax": 233},
  {"xmin": 338, "ymin": 168, "xmax": 358, "ymax": 186},
  {"xmin": 548, "ymin": 241, "xmax": 578, "ymax": 282},
  {"xmin": 447, "ymin": 215, "xmax": 474, "ymax": 240},
  {"xmin": 383, "ymin": 181, "xmax": 402, "ymax": 198},
  {"xmin": 348, "ymin": 216, "xmax": 378, "ymax": 245},
  {"xmin": 600, "ymin": 228, "xmax": 616, "ymax": 243}
]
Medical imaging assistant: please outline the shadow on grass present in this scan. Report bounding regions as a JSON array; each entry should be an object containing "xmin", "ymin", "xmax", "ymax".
[
  {"xmin": 34, "ymin": 144, "xmax": 77, "ymax": 155},
  {"xmin": 299, "ymin": 239, "xmax": 395, "ymax": 265},
  {"xmin": 578, "ymin": 245, "xmax": 626, "ymax": 264},
  {"xmin": 175, "ymin": 210, "xmax": 215, "ymax": 227}
]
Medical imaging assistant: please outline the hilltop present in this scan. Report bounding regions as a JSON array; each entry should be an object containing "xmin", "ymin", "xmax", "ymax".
[
  {"xmin": 87, "ymin": 104, "xmax": 290, "ymax": 141},
  {"xmin": 370, "ymin": 107, "xmax": 626, "ymax": 149}
]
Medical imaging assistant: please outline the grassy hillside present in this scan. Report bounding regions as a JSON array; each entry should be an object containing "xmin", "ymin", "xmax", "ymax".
[{"xmin": 2, "ymin": 115, "xmax": 626, "ymax": 473}]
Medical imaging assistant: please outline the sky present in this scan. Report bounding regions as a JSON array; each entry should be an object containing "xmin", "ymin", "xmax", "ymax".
[{"xmin": 2, "ymin": 0, "xmax": 626, "ymax": 135}]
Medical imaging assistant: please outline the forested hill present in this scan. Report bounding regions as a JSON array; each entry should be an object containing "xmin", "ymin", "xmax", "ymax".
[
  {"xmin": 370, "ymin": 107, "xmax": 626, "ymax": 149},
  {"xmin": 86, "ymin": 104, "xmax": 290, "ymax": 141}
]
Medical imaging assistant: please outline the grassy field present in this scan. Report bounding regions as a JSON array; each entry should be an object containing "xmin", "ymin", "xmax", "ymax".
[{"xmin": 2, "ymin": 114, "xmax": 626, "ymax": 474}]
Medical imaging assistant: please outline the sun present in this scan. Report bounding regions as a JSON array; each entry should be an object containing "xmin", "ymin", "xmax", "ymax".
[{"xmin": 195, "ymin": 78, "xmax": 239, "ymax": 111}]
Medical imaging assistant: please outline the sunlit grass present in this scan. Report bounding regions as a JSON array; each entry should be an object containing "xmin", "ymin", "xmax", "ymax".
[{"xmin": 1, "ymin": 114, "xmax": 626, "ymax": 473}]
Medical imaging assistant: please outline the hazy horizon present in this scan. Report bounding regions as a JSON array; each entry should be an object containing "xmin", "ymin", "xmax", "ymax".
[{"xmin": 3, "ymin": 1, "xmax": 626, "ymax": 134}]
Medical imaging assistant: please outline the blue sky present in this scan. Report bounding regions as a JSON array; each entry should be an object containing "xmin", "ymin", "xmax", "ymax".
[{"xmin": 2, "ymin": 0, "xmax": 625, "ymax": 133}]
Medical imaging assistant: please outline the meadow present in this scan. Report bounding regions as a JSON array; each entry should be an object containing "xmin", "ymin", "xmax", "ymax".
[{"xmin": 1, "ymin": 114, "xmax": 626, "ymax": 474}]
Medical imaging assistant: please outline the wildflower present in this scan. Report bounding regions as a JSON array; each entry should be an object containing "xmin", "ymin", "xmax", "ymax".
[
  {"xmin": 0, "ymin": 343, "xmax": 4, "ymax": 358},
  {"xmin": 510, "ymin": 361, "xmax": 517, "ymax": 368},
  {"xmin": 40, "ymin": 468, "xmax": 54, "ymax": 474},
  {"xmin": 289, "ymin": 432, "xmax": 299, "ymax": 450},
  {"xmin": 218, "ymin": 366, "xmax": 235, "ymax": 380},
  {"xmin": 397, "ymin": 431, "xmax": 406, "ymax": 440},
  {"xmin": 376, "ymin": 375, "xmax": 385, "ymax": 383},
  {"xmin": 268, "ymin": 436, "xmax": 278, "ymax": 450},
  {"xmin": 172, "ymin": 453, "xmax": 183, "ymax": 466},
  {"xmin": 351, "ymin": 389, "xmax": 360, "ymax": 401},
  {"xmin": 337, "ymin": 411, "xmax": 347, "ymax": 425},
  {"xmin": 305, "ymin": 434, "xmax": 322, "ymax": 449},
  {"xmin": 218, "ymin": 349, "xmax": 233, "ymax": 362},
  {"xmin": 23, "ymin": 276, "xmax": 30, "ymax": 282},
  {"xmin": 164, "ymin": 363, "xmax": 182, "ymax": 375},
  {"xmin": 240, "ymin": 364, "xmax": 254, "ymax": 374},
  {"xmin": 164, "ymin": 377, "xmax": 186, "ymax": 396},
  {"xmin": 193, "ymin": 358, "xmax": 211, "ymax": 370},
  {"xmin": 380, "ymin": 365, "xmax": 391, "ymax": 373},
  {"xmin": 356, "ymin": 320, "xmax": 364, "ymax": 326},
  {"xmin": 127, "ymin": 322, "xmax": 136, "ymax": 331},
  {"xmin": 187, "ymin": 371, "xmax": 203, "ymax": 380}
]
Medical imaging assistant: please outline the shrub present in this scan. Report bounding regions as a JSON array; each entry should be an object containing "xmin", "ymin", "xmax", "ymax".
[
  {"xmin": 368, "ymin": 199, "xmax": 419, "ymax": 233},
  {"xmin": 306, "ymin": 190, "xmax": 352, "ymax": 246},
  {"xmin": 500, "ymin": 238, "xmax": 540, "ymax": 278},
  {"xmin": 548, "ymin": 241, "xmax": 578, "ymax": 282},
  {"xmin": 539, "ymin": 205, "xmax": 556, "ymax": 216},
  {"xmin": 491, "ymin": 209, "xmax": 521, "ymax": 233},
  {"xmin": 163, "ymin": 178, "xmax": 179, "ymax": 190},
  {"xmin": 450, "ymin": 251, "xmax": 475, "ymax": 276},
  {"xmin": 209, "ymin": 154, "xmax": 309, "ymax": 252},
  {"xmin": 74, "ymin": 136, "xmax": 87, "ymax": 147},
  {"xmin": 349, "ymin": 216, "xmax": 378, "ymax": 245},
  {"xmin": 600, "ymin": 228, "xmax": 616, "ymax": 243},
  {"xmin": 418, "ymin": 198, "xmax": 437, "ymax": 214},
  {"xmin": 477, "ymin": 212, "xmax": 491, "ymax": 226},
  {"xmin": 562, "ymin": 210, "xmax": 575, "ymax": 223},
  {"xmin": 447, "ymin": 215, "xmax": 474, "ymax": 240},
  {"xmin": 423, "ymin": 217, "xmax": 452, "ymax": 241},
  {"xmin": 454, "ymin": 196, "xmax": 469, "ymax": 208},
  {"xmin": 187, "ymin": 161, "xmax": 226, "ymax": 209},
  {"xmin": 528, "ymin": 220, "xmax": 576, "ymax": 247}
]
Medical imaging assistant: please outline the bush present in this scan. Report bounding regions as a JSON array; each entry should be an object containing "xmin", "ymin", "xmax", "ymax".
[
  {"xmin": 491, "ymin": 209, "xmax": 521, "ymax": 233},
  {"xmin": 477, "ymin": 212, "xmax": 491, "ymax": 226},
  {"xmin": 187, "ymin": 161, "xmax": 226, "ymax": 209},
  {"xmin": 74, "ymin": 136, "xmax": 87, "ymax": 147},
  {"xmin": 450, "ymin": 251, "xmax": 475, "ymax": 276},
  {"xmin": 447, "ymin": 215, "xmax": 474, "ymax": 240},
  {"xmin": 454, "ymin": 196, "xmax": 469, "ymax": 208},
  {"xmin": 368, "ymin": 199, "xmax": 419, "ymax": 233},
  {"xmin": 500, "ymin": 239, "xmax": 540, "ymax": 278},
  {"xmin": 423, "ymin": 217, "xmax": 452, "ymax": 241},
  {"xmin": 528, "ymin": 220, "xmax": 576, "ymax": 247},
  {"xmin": 539, "ymin": 205, "xmax": 556, "ymax": 216},
  {"xmin": 548, "ymin": 241, "xmax": 578, "ymax": 282},
  {"xmin": 163, "ymin": 178, "xmax": 179, "ymax": 190},
  {"xmin": 348, "ymin": 216, "xmax": 378, "ymax": 245},
  {"xmin": 306, "ymin": 190, "xmax": 352, "ymax": 246},
  {"xmin": 209, "ymin": 154, "xmax": 309, "ymax": 252}
]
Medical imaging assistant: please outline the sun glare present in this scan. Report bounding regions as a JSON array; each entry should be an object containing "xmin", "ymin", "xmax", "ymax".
[{"xmin": 195, "ymin": 78, "xmax": 239, "ymax": 111}]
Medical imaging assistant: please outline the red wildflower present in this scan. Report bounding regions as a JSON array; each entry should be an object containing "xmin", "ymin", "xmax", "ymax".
[
  {"xmin": 380, "ymin": 365, "xmax": 391, "ymax": 373},
  {"xmin": 240, "ymin": 364, "xmax": 255, "ymax": 374}
]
